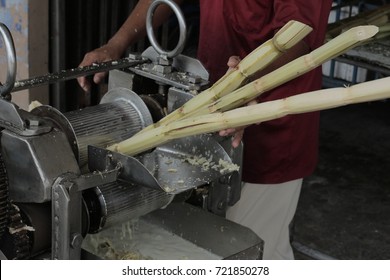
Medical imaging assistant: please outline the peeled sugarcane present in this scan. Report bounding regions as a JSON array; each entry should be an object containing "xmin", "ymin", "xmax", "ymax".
[
  {"xmin": 108, "ymin": 76, "xmax": 390, "ymax": 156},
  {"xmin": 185, "ymin": 25, "xmax": 379, "ymax": 116},
  {"xmin": 107, "ymin": 25, "xmax": 379, "ymax": 156},
  {"xmin": 141, "ymin": 20, "xmax": 312, "ymax": 131}
]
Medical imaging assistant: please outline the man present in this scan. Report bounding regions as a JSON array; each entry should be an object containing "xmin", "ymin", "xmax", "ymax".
[{"xmin": 78, "ymin": 0, "xmax": 333, "ymax": 259}]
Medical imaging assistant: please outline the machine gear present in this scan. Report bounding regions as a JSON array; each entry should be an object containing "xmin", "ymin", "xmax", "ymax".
[{"xmin": 0, "ymin": 150, "xmax": 9, "ymax": 240}]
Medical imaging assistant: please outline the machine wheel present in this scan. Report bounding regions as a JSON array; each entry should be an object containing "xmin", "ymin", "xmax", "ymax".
[{"xmin": 140, "ymin": 94, "xmax": 167, "ymax": 122}]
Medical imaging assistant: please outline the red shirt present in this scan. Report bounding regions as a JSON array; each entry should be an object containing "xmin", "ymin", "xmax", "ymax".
[{"xmin": 197, "ymin": 0, "xmax": 332, "ymax": 184}]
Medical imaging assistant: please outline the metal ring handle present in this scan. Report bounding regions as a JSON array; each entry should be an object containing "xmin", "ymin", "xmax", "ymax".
[
  {"xmin": 0, "ymin": 23, "xmax": 16, "ymax": 99},
  {"xmin": 146, "ymin": 0, "xmax": 187, "ymax": 58}
]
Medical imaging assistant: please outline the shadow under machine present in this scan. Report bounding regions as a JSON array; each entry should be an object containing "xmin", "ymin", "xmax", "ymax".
[{"xmin": 0, "ymin": 0, "xmax": 263, "ymax": 260}]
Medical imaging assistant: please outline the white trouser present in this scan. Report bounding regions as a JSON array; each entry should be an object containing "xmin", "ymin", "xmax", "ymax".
[{"xmin": 226, "ymin": 179, "xmax": 303, "ymax": 260}]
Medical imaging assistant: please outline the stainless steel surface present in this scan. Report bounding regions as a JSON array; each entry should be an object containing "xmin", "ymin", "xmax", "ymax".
[
  {"xmin": 143, "ymin": 203, "xmax": 263, "ymax": 260},
  {"xmin": 130, "ymin": 63, "xmax": 209, "ymax": 91},
  {"xmin": 0, "ymin": 98, "xmax": 44, "ymax": 135},
  {"xmin": 146, "ymin": 0, "xmax": 187, "ymax": 59},
  {"xmin": 108, "ymin": 69, "xmax": 135, "ymax": 91},
  {"xmin": 52, "ymin": 176, "xmax": 84, "ymax": 260},
  {"xmin": 130, "ymin": 47, "xmax": 209, "ymax": 91},
  {"xmin": 167, "ymin": 87, "xmax": 197, "ymax": 113},
  {"xmin": 89, "ymin": 181, "xmax": 173, "ymax": 231},
  {"xmin": 146, "ymin": 134, "xmax": 240, "ymax": 193},
  {"xmin": 32, "ymin": 105, "xmax": 80, "ymax": 160},
  {"xmin": 12, "ymin": 57, "xmax": 146, "ymax": 92},
  {"xmin": 0, "ymin": 23, "xmax": 16, "ymax": 99},
  {"xmin": 100, "ymin": 87, "xmax": 153, "ymax": 128},
  {"xmin": 1, "ymin": 129, "xmax": 80, "ymax": 203},
  {"xmin": 83, "ymin": 202, "xmax": 263, "ymax": 260},
  {"xmin": 89, "ymin": 133, "xmax": 240, "ymax": 195},
  {"xmin": 33, "ymin": 88, "xmax": 152, "ymax": 166},
  {"xmin": 51, "ymin": 170, "xmax": 124, "ymax": 260},
  {"xmin": 172, "ymin": 53, "xmax": 209, "ymax": 81}
]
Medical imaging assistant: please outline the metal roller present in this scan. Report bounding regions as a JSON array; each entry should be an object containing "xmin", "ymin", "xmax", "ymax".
[
  {"xmin": 31, "ymin": 87, "xmax": 167, "ymax": 235},
  {"xmin": 32, "ymin": 87, "xmax": 153, "ymax": 166},
  {"xmin": 84, "ymin": 181, "xmax": 174, "ymax": 233}
]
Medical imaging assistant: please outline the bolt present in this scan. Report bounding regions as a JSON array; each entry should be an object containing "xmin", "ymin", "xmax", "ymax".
[
  {"xmin": 217, "ymin": 201, "xmax": 225, "ymax": 210},
  {"xmin": 188, "ymin": 75, "xmax": 201, "ymax": 84},
  {"xmin": 70, "ymin": 233, "xmax": 83, "ymax": 249},
  {"xmin": 154, "ymin": 64, "xmax": 172, "ymax": 74},
  {"xmin": 219, "ymin": 175, "xmax": 232, "ymax": 185},
  {"xmin": 29, "ymin": 119, "xmax": 40, "ymax": 127},
  {"xmin": 128, "ymin": 53, "xmax": 142, "ymax": 60},
  {"xmin": 158, "ymin": 57, "xmax": 172, "ymax": 66}
]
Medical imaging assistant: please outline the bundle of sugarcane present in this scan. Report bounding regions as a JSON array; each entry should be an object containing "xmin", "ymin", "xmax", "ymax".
[
  {"xmin": 143, "ymin": 20, "xmax": 313, "ymax": 130},
  {"xmin": 108, "ymin": 24, "xmax": 381, "ymax": 156},
  {"xmin": 109, "ymin": 76, "xmax": 390, "ymax": 155}
]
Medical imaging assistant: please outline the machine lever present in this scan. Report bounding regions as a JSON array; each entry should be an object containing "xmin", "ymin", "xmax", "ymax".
[{"xmin": 12, "ymin": 57, "xmax": 146, "ymax": 92}]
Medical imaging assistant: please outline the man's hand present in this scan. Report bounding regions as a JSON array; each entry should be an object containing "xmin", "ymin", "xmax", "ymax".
[
  {"xmin": 219, "ymin": 56, "xmax": 258, "ymax": 148},
  {"xmin": 226, "ymin": 55, "xmax": 241, "ymax": 73},
  {"xmin": 218, "ymin": 100, "xmax": 258, "ymax": 148},
  {"xmin": 219, "ymin": 127, "xmax": 245, "ymax": 148},
  {"xmin": 77, "ymin": 44, "xmax": 121, "ymax": 93}
]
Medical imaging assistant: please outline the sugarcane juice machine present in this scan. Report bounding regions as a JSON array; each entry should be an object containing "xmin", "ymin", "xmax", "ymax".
[{"xmin": 0, "ymin": 0, "xmax": 263, "ymax": 260}]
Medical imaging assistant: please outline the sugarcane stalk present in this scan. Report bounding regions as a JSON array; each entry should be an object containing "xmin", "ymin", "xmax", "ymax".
[
  {"xmin": 140, "ymin": 20, "xmax": 312, "ymax": 131},
  {"xmin": 108, "ymin": 76, "xmax": 390, "ymax": 156},
  {"xmin": 190, "ymin": 25, "xmax": 379, "ymax": 116},
  {"xmin": 107, "ymin": 25, "xmax": 379, "ymax": 156}
]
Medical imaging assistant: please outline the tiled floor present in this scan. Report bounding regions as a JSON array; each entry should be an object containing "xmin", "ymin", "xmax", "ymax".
[{"xmin": 292, "ymin": 100, "xmax": 390, "ymax": 260}]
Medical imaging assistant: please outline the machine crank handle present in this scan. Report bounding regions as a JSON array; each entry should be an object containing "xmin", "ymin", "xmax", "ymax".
[{"xmin": 0, "ymin": 23, "xmax": 17, "ymax": 100}]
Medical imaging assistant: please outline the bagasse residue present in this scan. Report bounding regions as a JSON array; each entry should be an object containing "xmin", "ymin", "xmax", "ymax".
[
  {"xmin": 182, "ymin": 155, "xmax": 240, "ymax": 173},
  {"xmin": 82, "ymin": 219, "xmax": 220, "ymax": 260}
]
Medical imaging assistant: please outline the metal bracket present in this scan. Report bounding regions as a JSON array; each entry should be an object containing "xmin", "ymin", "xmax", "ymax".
[
  {"xmin": 0, "ymin": 98, "xmax": 52, "ymax": 136},
  {"xmin": 51, "ymin": 175, "xmax": 83, "ymax": 260},
  {"xmin": 51, "ymin": 169, "xmax": 120, "ymax": 260},
  {"xmin": 88, "ymin": 133, "xmax": 240, "ymax": 195}
]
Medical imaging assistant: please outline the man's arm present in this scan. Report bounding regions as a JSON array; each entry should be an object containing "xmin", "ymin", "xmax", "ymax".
[{"xmin": 78, "ymin": 0, "xmax": 184, "ymax": 92}]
